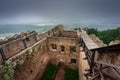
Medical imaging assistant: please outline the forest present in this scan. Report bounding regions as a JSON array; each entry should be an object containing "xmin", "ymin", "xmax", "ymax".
[{"xmin": 74, "ymin": 27, "xmax": 120, "ymax": 44}]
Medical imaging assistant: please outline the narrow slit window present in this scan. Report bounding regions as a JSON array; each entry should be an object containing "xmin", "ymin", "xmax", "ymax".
[
  {"xmin": 26, "ymin": 37, "xmax": 30, "ymax": 41},
  {"xmin": 71, "ymin": 59, "xmax": 76, "ymax": 63},
  {"xmin": 51, "ymin": 44, "xmax": 57, "ymax": 49},
  {"xmin": 70, "ymin": 46, "xmax": 76, "ymax": 53},
  {"xmin": 61, "ymin": 46, "xmax": 65, "ymax": 52}
]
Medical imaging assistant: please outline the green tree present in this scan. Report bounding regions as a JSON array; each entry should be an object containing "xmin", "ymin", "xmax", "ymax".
[{"xmin": 85, "ymin": 27, "xmax": 120, "ymax": 44}]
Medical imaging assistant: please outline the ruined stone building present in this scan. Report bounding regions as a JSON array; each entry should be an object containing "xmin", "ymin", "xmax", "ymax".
[{"xmin": 0, "ymin": 25, "xmax": 120, "ymax": 80}]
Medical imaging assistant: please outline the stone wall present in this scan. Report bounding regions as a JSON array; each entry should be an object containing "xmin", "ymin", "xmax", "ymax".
[
  {"xmin": 91, "ymin": 49, "xmax": 120, "ymax": 80},
  {"xmin": 0, "ymin": 31, "xmax": 37, "ymax": 60},
  {"xmin": 38, "ymin": 25, "xmax": 64, "ymax": 40},
  {"xmin": 0, "ymin": 25, "xmax": 66, "ymax": 80},
  {"xmin": 96, "ymin": 51, "xmax": 120, "ymax": 66},
  {"xmin": 13, "ymin": 39, "xmax": 50, "ymax": 80},
  {"xmin": 47, "ymin": 36, "xmax": 80, "ymax": 69},
  {"xmin": 0, "ymin": 25, "xmax": 81, "ymax": 80},
  {"xmin": 78, "ymin": 47, "xmax": 89, "ymax": 80},
  {"xmin": 54, "ymin": 30, "xmax": 79, "ymax": 38},
  {"xmin": 0, "ymin": 25, "xmax": 63, "ymax": 62},
  {"xmin": 0, "ymin": 36, "xmax": 49, "ymax": 80}
]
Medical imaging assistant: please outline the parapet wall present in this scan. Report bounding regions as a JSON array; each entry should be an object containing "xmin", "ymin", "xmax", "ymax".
[
  {"xmin": 0, "ymin": 31, "xmax": 37, "ymax": 61},
  {"xmin": 38, "ymin": 25, "xmax": 64, "ymax": 40},
  {"xmin": 0, "ymin": 25, "xmax": 64, "ymax": 62},
  {"xmin": 53, "ymin": 30, "xmax": 79, "ymax": 38}
]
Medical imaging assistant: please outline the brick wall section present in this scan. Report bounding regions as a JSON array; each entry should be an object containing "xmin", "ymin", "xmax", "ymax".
[
  {"xmin": 0, "ymin": 25, "xmax": 81, "ymax": 79},
  {"xmin": 91, "ymin": 50, "xmax": 120, "ymax": 80},
  {"xmin": 47, "ymin": 36, "xmax": 80, "ymax": 69},
  {"xmin": 55, "ymin": 30, "xmax": 79, "ymax": 38},
  {"xmin": 38, "ymin": 25, "xmax": 64, "ymax": 40},
  {"xmin": 13, "ymin": 38, "xmax": 50, "ymax": 80},
  {"xmin": 0, "ymin": 34, "xmax": 21, "ymax": 45},
  {"xmin": 79, "ymin": 47, "xmax": 89, "ymax": 80},
  {"xmin": 96, "ymin": 51, "xmax": 120, "ymax": 66},
  {"xmin": 2, "ymin": 39, "xmax": 25, "ymax": 59},
  {"xmin": 0, "ymin": 25, "xmax": 63, "ymax": 61},
  {"xmin": 0, "ymin": 31, "xmax": 37, "ymax": 59},
  {"xmin": 25, "ymin": 33, "xmax": 37, "ymax": 47}
]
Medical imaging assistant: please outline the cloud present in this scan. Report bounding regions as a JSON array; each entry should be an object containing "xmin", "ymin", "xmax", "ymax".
[{"xmin": 0, "ymin": 0, "xmax": 120, "ymax": 24}]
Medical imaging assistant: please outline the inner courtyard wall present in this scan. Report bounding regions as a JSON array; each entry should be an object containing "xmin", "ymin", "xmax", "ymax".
[{"xmin": 47, "ymin": 36, "xmax": 80, "ymax": 69}]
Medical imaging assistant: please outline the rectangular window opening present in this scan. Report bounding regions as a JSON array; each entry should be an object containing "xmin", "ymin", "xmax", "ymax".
[
  {"xmin": 70, "ymin": 46, "xmax": 76, "ymax": 53},
  {"xmin": 51, "ymin": 44, "xmax": 57, "ymax": 50},
  {"xmin": 71, "ymin": 59, "xmax": 77, "ymax": 63},
  {"xmin": 61, "ymin": 46, "xmax": 65, "ymax": 52},
  {"xmin": 26, "ymin": 37, "xmax": 30, "ymax": 41}
]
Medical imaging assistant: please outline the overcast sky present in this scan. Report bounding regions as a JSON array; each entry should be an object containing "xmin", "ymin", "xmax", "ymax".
[{"xmin": 0, "ymin": 0, "xmax": 120, "ymax": 24}]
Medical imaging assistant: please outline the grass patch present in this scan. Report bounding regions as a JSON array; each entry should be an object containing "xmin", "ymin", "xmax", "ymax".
[
  {"xmin": 41, "ymin": 64, "xmax": 57, "ymax": 80},
  {"xmin": 64, "ymin": 68, "xmax": 79, "ymax": 80}
]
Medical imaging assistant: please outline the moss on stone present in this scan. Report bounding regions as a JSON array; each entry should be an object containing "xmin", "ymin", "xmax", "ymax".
[
  {"xmin": 25, "ymin": 49, "xmax": 33, "ymax": 58},
  {"xmin": 38, "ymin": 45, "xmax": 43, "ymax": 50},
  {"xmin": 15, "ymin": 59, "xmax": 24, "ymax": 69},
  {"xmin": 0, "ymin": 60, "xmax": 15, "ymax": 80}
]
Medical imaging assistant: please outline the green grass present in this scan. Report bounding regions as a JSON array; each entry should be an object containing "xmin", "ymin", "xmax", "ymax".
[
  {"xmin": 41, "ymin": 64, "xmax": 57, "ymax": 80},
  {"xmin": 64, "ymin": 68, "xmax": 79, "ymax": 80}
]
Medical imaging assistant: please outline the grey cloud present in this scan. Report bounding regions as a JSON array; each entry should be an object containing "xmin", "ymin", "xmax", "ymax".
[{"xmin": 0, "ymin": 0, "xmax": 120, "ymax": 24}]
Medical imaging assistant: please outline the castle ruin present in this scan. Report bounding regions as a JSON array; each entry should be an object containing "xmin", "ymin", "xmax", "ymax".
[{"xmin": 0, "ymin": 25, "xmax": 120, "ymax": 80}]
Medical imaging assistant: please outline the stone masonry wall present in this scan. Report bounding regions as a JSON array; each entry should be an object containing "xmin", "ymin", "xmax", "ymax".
[
  {"xmin": 47, "ymin": 36, "xmax": 80, "ymax": 69},
  {"xmin": 38, "ymin": 25, "xmax": 64, "ymax": 40},
  {"xmin": 0, "ymin": 25, "xmax": 63, "ymax": 62},
  {"xmin": 0, "ymin": 37, "xmax": 49, "ymax": 80},
  {"xmin": 13, "ymin": 39, "xmax": 50, "ymax": 80},
  {"xmin": 0, "ymin": 25, "xmax": 65, "ymax": 80},
  {"xmin": 0, "ymin": 31, "xmax": 37, "ymax": 60},
  {"xmin": 54, "ymin": 30, "xmax": 79, "ymax": 38},
  {"xmin": 92, "ymin": 50, "xmax": 120, "ymax": 80},
  {"xmin": 96, "ymin": 51, "xmax": 120, "ymax": 66}
]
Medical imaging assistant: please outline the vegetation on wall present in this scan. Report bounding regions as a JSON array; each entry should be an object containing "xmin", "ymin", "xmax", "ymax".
[
  {"xmin": 0, "ymin": 60, "xmax": 24, "ymax": 80},
  {"xmin": 64, "ymin": 68, "xmax": 79, "ymax": 80},
  {"xmin": 0, "ymin": 61, "xmax": 15, "ymax": 80},
  {"xmin": 0, "ymin": 47, "xmax": 37, "ymax": 80}
]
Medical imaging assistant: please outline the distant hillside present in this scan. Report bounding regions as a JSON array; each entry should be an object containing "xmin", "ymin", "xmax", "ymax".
[
  {"xmin": 74, "ymin": 27, "xmax": 120, "ymax": 44},
  {"xmin": 85, "ymin": 27, "xmax": 120, "ymax": 44}
]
